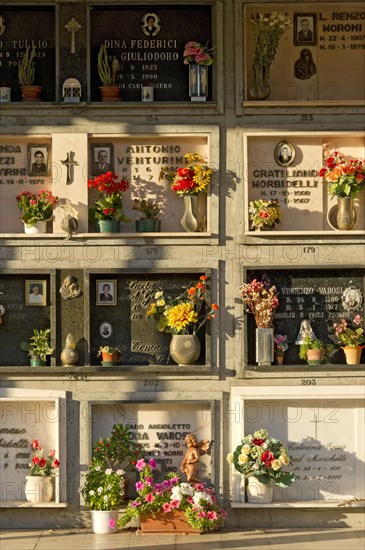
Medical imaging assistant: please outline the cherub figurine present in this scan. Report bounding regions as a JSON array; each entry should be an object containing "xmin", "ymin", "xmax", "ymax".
[{"xmin": 180, "ymin": 433, "xmax": 210, "ymax": 484}]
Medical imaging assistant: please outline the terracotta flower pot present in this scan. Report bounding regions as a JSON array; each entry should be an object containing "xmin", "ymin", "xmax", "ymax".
[
  {"xmin": 140, "ymin": 510, "xmax": 202, "ymax": 534},
  {"xmin": 306, "ymin": 349, "xmax": 325, "ymax": 365},
  {"xmin": 342, "ymin": 346, "xmax": 364, "ymax": 365}
]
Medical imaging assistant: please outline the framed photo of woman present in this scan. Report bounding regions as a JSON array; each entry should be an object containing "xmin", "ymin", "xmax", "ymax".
[
  {"xmin": 96, "ymin": 280, "xmax": 117, "ymax": 306},
  {"xmin": 27, "ymin": 145, "xmax": 50, "ymax": 176},
  {"xmin": 26, "ymin": 280, "xmax": 47, "ymax": 306}
]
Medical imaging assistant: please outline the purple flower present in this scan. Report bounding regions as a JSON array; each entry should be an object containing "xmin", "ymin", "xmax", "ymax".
[
  {"xmin": 135, "ymin": 481, "xmax": 144, "ymax": 491},
  {"xmin": 131, "ymin": 500, "xmax": 141, "ymax": 508},
  {"xmin": 149, "ymin": 458, "xmax": 157, "ymax": 469},
  {"xmin": 145, "ymin": 476, "xmax": 154, "ymax": 486}
]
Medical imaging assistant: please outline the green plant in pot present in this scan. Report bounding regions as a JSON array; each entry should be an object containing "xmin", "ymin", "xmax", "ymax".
[
  {"xmin": 20, "ymin": 328, "xmax": 54, "ymax": 366},
  {"xmin": 299, "ymin": 336, "xmax": 334, "ymax": 365},
  {"xmin": 97, "ymin": 44, "xmax": 120, "ymax": 101},
  {"xmin": 132, "ymin": 197, "xmax": 161, "ymax": 232},
  {"xmin": 18, "ymin": 45, "xmax": 42, "ymax": 101},
  {"xmin": 97, "ymin": 345, "xmax": 121, "ymax": 365}
]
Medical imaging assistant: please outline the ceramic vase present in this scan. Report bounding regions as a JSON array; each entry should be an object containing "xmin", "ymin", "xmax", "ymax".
[
  {"xmin": 180, "ymin": 195, "xmax": 199, "ymax": 232},
  {"xmin": 255, "ymin": 328, "xmax": 274, "ymax": 366},
  {"xmin": 188, "ymin": 64, "xmax": 208, "ymax": 101},
  {"xmin": 342, "ymin": 345, "xmax": 364, "ymax": 365},
  {"xmin": 97, "ymin": 219, "xmax": 120, "ymax": 233},
  {"xmin": 23, "ymin": 221, "xmax": 48, "ymax": 234},
  {"xmin": 24, "ymin": 475, "xmax": 54, "ymax": 503},
  {"xmin": 30, "ymin": 355, "xmax": 45, "ymax": 367},
  {"xmin": 169, "ymin": 334, "xmax": 201, "ymax": 365},
  {"xmin": 90, "ymin": 510, "xmax": 119, "ymax": 534},
  {"xmin": 135, "ymin": 219, "xmax": 161, "ymax": 232},
  {"xmin": 274, "ymin": 352, "xmax": 285, "ymax": 365},
  {"xmin": 249, "ymin": 65, "xmax": 271, "ymax": 101},
  {"xmin": 336, "ymin": 197, "xmax": 356, "ymax": 230},
  {"xmin": 246, "ymin": 476, "xmax": 273, "ymax": 503}
]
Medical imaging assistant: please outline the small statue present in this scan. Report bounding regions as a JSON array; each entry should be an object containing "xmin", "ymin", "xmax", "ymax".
[
  {"xmin": 180, "ymin": 433, "xmax": 210, "ymax": 484},
  {"xmin": 59, "ymin": 275, "xmax": 82, "ymax": 301},
  {"xmin": 295, "ymin": 319, "xmax": 317, "ymax": 344}
]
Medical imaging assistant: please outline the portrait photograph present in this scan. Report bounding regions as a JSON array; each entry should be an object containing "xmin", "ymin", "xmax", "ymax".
[
  {"xmin": 294, "ymin": 14, "xmax": 317, "ymax": 46},
  {"xmin": 27, "ymin": 145, "xmax": 50, "ymax": 177},
  {"xmin": 342, "ymin": 287, "xmax": 362, "ymax": 311},
  {"xmin": 25, "ymin": 280, "xmax": 47, "ymax": 306},
  {"xmin": 274, "ymin": 141, "xmax": 296, "ymax": 167},
  {"xmin": 96, "ymin": 280, "xmax": 117, "ymax": 306},
  {"xmin": 141, "ymin": 12, "xmax": 161, "ymax": 37},
  {"xmin": 90, "ymin": 144, "xmax": 114, "ymax": 176}
]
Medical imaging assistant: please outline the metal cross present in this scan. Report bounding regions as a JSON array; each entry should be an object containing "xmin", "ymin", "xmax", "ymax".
[
  {"xmin": 61, "ymin": 152, "xmax": 79, "ymax": 185},
  {"xmin": 65, "ymin": 18, "xmax": 81, "ymax": 54}
]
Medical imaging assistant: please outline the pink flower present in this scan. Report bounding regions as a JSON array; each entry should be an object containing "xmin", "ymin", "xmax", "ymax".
[
  {"xmin": 31, "ymin": 439, "xmax": 40, "ymax": 450},
  {"xmin": 135, "ymin": 459, "xmax": 146, "ymax": 471},
  {"xmin": 149, "ymin": 459, "xmax": 157, "ymax": 469},
  {"xmin": 135, "ymin": 481, "xmax": 144, "ymax": 491},
  {"xmin": 48, "ymin": 449, "xmax": 56, "ymax": 458},
  {"xmin": 170, "ymin": 499, "xmax": 180, "ymax": 509},
  {"xmin": 162, "ymin": 502, "xmax": 172, "ymax": 513},
  {"xmin": 207, "ymin": 510, "xmax": 218, "ymax": 520},
  {"xmin": 109, "ymin": 518, "xmax": 116, "ymax": 529},
  {"xmin": 145, "ymin": 493, "xmax": 155, "ymax": 503}
]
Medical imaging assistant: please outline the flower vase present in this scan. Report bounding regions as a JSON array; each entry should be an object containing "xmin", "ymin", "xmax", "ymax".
[
  {"xmin": 24, "ymin": 475, "xmax": 54, "ymax": 503},
  {"xmin": 336, "ymin": 197, "xmax": 356, "ymax": 230},
  {"xmin": 23, "ymin": 221, "xmax": 48, "ymax": 234},
  {"xmin": 188, "ymin": 64, "xmax": 208, "ymax": 101},
  {"xmin": 169, "ymin": 334, "xmax": 201, "ymax": 365},
  {"xmin": 249, "ymin": 65, "xmax": 271, "ymax": 101},
  {"xmin": 255, "ymin": 328, "xmax": 274, "ymax": 366},
  {"xmin": 274, "ymin": 351, "xmax": 285, "ymax": 365},
  {"xmin": 97, "ymin": 219, "xmax": 120, "ymax": 233},
  {"xmin": 180, "ymin": 195, "xmax": 199, "ymax": 232},
  {"xmin": 246, "ymin": 477, "xmax": 273, "ymax": 503},
  {"xmin": 342, "ymin": 345, "xmax": 364, "ymax": 365},
  {"xmin": 90, "ymin": 510, "xmax": 119, "ymax": 534}
]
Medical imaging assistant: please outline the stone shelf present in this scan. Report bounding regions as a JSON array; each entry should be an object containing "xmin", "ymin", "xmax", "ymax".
[
  {"xmin": 0, "ymin": 501, "xmax": 68, "ymax": 508},
  {"xmin": 231, "ymin": 500, "xmax": 364, "ymax": 509}
]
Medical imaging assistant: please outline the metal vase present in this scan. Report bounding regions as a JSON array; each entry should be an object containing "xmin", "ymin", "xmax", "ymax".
[{"xmin": 255, "ymin": 327, "xmax": 274, "ymax": 366}]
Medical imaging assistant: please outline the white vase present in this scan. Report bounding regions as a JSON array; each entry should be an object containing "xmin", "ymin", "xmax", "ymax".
[
  {"xmin": 169, "ymin": 334, "xmax": 201, "ymax": 365},
  {"xmin": 23, "ymin": 221, "xmax": 48, "ymax": 234},
  {"xmin": 180, "ymin": 195, "xmax": 199, "ymax": 232},
  {"xmin": 24, "ymin": 475, "xmax": 54, "ymax": 503},
  {"xmin": 246, "ymin": 476, "xmax": 273, "ymax": 503},
  {"xmin": 90, "ymin": 510, "xmax": 119, "ymax": 534}
]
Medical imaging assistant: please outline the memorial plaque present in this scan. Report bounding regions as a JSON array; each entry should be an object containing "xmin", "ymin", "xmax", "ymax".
[
  {"xmin": 0, "ymin": 7, "xmax": 56, "ymax": 101},
  {"xmin": 246, "ymin": 269, "xmax": 364, "ymax": 365},
  {"xmin": 89, "ymin": 273, "xmax": 208, "ymax": 365},
  {"xmin": 90, "ymin": 5, "xmax": 212, "ymax": 101}
]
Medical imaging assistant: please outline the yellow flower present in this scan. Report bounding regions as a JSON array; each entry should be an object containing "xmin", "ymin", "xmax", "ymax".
[
  {"xmin": 279, "ymin": 454, "xmax": 290, "ymax": 466},
  {"xmin": 146, "ymin": 303, "xmax": 157, "ymax": 317},
  {"xmin": 271, "ymin": 459, "xmax": 282, "ymax": 471},
  {"xmin": 241, "ymin": 444, "xmax": 251, "ymax": 454},
  {"xmin": 156, "ymin": 299, "xmax": 165, "ymax": 306},
  {"xmin": 226, "ymin": 452, "xmax": 234, "ymax": 464},
  {"xmin": 238, "ymin": 454, "xmax": 249, "ymax": 464},
  {"xmin": 164, "ymin": 302, "xmax": 198, "ymax": 333}
]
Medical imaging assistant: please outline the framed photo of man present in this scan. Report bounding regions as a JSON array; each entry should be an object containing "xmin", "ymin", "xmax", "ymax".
[
  {"xmin": 96, "ymin": 280, "xmax": 117, "ymax": 306},
  {"xmin": 27, "ymin": 145, "xmax": 50, "ymax": 176},
  {"xmin": 294, "ymin": 14, "xmax": 317, "ymax": 46},
  {"xmin": 26, "ymin": 280, "xmax": 47, "ymax": 306},
  {"xmin": 274, "ymin": 141, "xmax": 296, "ymax": 167},
  {"xmin": 91, "ymin": 144, "xmax": 114, "ymax": 176}
]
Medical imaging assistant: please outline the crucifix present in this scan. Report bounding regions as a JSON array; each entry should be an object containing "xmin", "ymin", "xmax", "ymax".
[
  {"xmin": 65, "ymin": 18, "xmax": 81, "ymax": 54},
  {"xmin": 61, "ymin": 152, "xmax": 79, "ymax": 185}
]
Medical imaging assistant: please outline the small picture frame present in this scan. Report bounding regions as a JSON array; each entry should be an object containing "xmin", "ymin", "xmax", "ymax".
[
  {"xmin": 274, "ymin": 141, "xmax": 296, "ymax": 167},
  {"xmin": 91, "ymin": 144, "xmax": 114, "ymax": 176},
  {"xmin": 26, "ymin": 280, "xmax": 47, "ymax": 306},
  {"xmin": 294, "ymin": 14, "xmax": 317, "ymax": 46},
  {"xmin": 96, "ymin": 280, "xmax": 117, "ymax": 306},
  {"xmin": 27, "ymin": 145, "xmax": 50, "ymax": 176}
]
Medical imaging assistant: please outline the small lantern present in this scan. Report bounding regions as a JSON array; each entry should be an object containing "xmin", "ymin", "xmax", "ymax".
[{"xmin": 62, "ymin": 78, "xmax": 81, "ymax": 103}]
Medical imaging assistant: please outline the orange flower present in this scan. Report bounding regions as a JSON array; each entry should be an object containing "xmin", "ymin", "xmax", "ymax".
[
  {"xmin": 200, "ymin": 275, "xmax": 207, "ymax": 281},
  {"xmin": 188, "ymin": 287, "xmax": 197, "ymax": 295},
  {"xmin": 212, "ymin": 303, "xmax": 219, "ymax": 310}
]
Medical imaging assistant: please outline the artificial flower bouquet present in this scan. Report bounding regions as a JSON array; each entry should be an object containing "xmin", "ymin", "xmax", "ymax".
[
  {"xmin": 29, "ymin": 439, "xmax": 60, "ymax": 476},
  {"xmin": 239, "ymin": 273, "xmax": 279, "ymax": 328},
  {"xmin": 183, "ymin": 41, "xmax": 214, "ymax": 65},
  {"xmin": 81, "ymin": 458, "xmax": 126, "ymax": 511},
  {"xmin": 274, "ymin": 334, "xmax": 289, "ymax": 352},
  {"xmin": 88, "ymin": 171, "xmax": 131, "ymax": 223},
  {"xmin": 159, "ymin": 153, "xmax": 213, "ymax": 196},
  {"xmin": 332, "ymin": 315, "xmax": 364, "ymax": 347},
  {"xmin": 16, "ymin": 190, "xmax": 60, "ymax": 227},
  {"xmin": 249, "ymin": 199, "xmax": 281, "ymax": 230},
  {"xmin": 146, "ymin": 275, "xmax": 218, "ymax": 335},
  {"xmin": 320, "ymin": 147, "xmax": 365, "ymax": 199},
  {"xmin": 227, "ymin": 429, "xmax": 295, "ymax": 487},
  {"xmin": 250, "ymin": 13, "xmax": 291, "ymax": 77},
  {"xmin": 116, "ymin": 458, "xmax": 226, "ymax": 532}
]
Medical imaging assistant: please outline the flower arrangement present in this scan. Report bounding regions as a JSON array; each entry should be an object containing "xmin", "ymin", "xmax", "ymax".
[
  {"xmin": 29, "ymin": 439, "xmax": 60, "ymax": 476},
  {"xmin": 239, "ymin": 274, "xmax": 279, "ymax": 328},
  {"xmin": 146, "ymin": 275, "xmax": 218, "ymax": 335},
  {"xmin": 16, "ymin": 190, "xmax": 60, "ymax": 227},
  {"xmin": 132, "ymin": 197, "xmax": 161, "ymax": 219},
  {"xmin": 159, "ymin": 153, "xmax": 213, "ymax": 196},
  {"xmin": 274, "ymin": 334, "xmax": 288, "ymax": 352},
  {"xmin": 81, "ymin": 458, "xmax": 125, "ymax": 511},
  {"xmin": 249, "ymin": 199, "xmax": 281, "ymax": 230},
  {"xmin": 88, "ymin": 171, "xmax": 131, "ymax": 222},
  {"xmin": 250, "ymin": 13, "xmax": 291, "ymax": 77},
  {"xmin": 227, "ymin": 429, "xmax": 295, "ymax": 487},
  {"xmin": 320, "ymin": 147, "xmax": 365, "ymax": 199},
  {"xmin": 332, "ymin": 315, "xmax": 364, "ymax": 347},
  {"xmin": 183, "ymin": 41, "xmax": 214, "ymax": 65},
  {"xmin": 116, "ymin": 459, "xmax": 226, "ymax": 532}
]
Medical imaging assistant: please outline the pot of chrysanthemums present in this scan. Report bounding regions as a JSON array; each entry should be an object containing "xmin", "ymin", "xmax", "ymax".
[
  {"xmin": 132, "ymin": 197, "xmax": 162, "ymax": 232},
  {"xmin": 274, "ymin": 334, "xmax": 289, "ymax": 365},
  {"xmin": 299, "ymin": 336, "xmax": 335, "ymax": 365},
  {"xmin": 332, "ymin": 315, "xmax": 365, "ymax": 365},
  {"xmin": 159, "ymin": 153, "xmax": 214, "ymax": 232},
  {"xmin": 249, "ymin": 199, "xmax": 281, "ymax": 231},
  {"xmin": 88, "ymin": 171, "xmax": 131, "ymax": 233},
  {"xmin": 146, "ymin": 274, "xmax": 218, "ymax": 366},
  {"xmin": 227, "ymin": 428, "xmax": 295, "ymax": 503},
  {"xmin": 25, "ymin": 439, "xmax": 60, "ymax": 503},
  {"xmin": 117, "ymin": 458, "xmax": 226, "ymax": 533}
]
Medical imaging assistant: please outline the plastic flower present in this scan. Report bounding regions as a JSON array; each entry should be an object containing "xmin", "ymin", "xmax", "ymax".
[
  {"xmin": 274, "ymin": 334, "xmax": 289, "ymax": 352},
  {"xmin": 249, "ymin": 199, "xmax": 281, "ymax": 230},
  {"xmin": 320, "ymin": 147, "xmax": 365, "ymax": 198},
  {"xmin": 159, "ymin": 153, "xmax": 214, "ymax": 196},
  {"xmin": 183, "ymin": 41, "xmax": 214, "ymax": 66},
  {"xmin": 239, "ymin": 273, "xmax": 279, "ymax": 328},
  {"xmin": 28, "ymin": 440, "xmax": 60, "ymax": 476}
]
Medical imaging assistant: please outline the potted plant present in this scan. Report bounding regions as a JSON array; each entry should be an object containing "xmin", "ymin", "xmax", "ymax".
[
  {"xmin": 248, "ymin": 199, "xmax": 281, "ymax": 230},
  {"xmin": 18, "ymin": 44, "xmax": 42, "ymax": 101},
  {"xmin": 16, "ymin": 190, "xmax": 60, "ymax": 233},
  {"xmin": 146, "ymin": 274, "xmax": 218, "ymax": 365},
  {"xmin": 116, "ymin": 458, "xmax": 226, "ymax": 533},
  {"xmin": 274, "ymin": 334, "xmax": 289, "ymax": 365},
  {"xmin": 183, "ymin": 41, "xmax": 214, "ymax": 101},
  {"xmin": 25, "ymin": 439, "xmax": 60, "ymax": 503},
  {"xmin": 159, "ymin": 153, "xmax": 214, "ymax": 232},
  {"xmin": 88, "ymin": 171, "xmax": 131, "ymax": 233},
  {"xmin": 132, "ymin": 197, "xmax": 161, "ymax": 232},
  {"xmin": 227, "ymin": 428, "xmax": 295, "ymax": 503},
  {"xmin": 320, "ymin": 147, "xmax": 365, "ymax": 230},
  {"xmin": 97, "ymin": 44, "xmax": 120, "ymax": 101},
  {"xmin": 97, "ymin": 345, "xmax": 121, "ymax": 365},
  {"xmin": 20, "ymin": 328, "xmax": 55, "ymax": 366},
  {"xmin": 299, "ymin": 336, "xmax": 334, "ymax": 365},
  {"xmin": 332, "ymin": 315, "xmax": 364, "ymax": 365}
]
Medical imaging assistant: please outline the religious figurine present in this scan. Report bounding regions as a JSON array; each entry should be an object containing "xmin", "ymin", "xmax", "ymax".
[
  {"xmin": 180, "ymin": 433, "xmax": 210, "ymax": 484},
  {"xmin": 295, "ymin": 319, "xmax": 317, "ymax": 344},
  {"xmin": 59, "ymin": 275, "xmax": 82, "ymax": 301}
]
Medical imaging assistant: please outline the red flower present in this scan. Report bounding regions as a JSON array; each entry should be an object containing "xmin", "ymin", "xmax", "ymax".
[
  {"xmin": 261, "ymin": 451, "xmax": 275, "ymax": 467},
  {"xmin": 252, "ymin": 438, "xmax": 265, "ymax": 446}
]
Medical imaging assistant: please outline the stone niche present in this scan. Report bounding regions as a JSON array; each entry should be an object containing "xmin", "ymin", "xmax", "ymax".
[
  {"xmin": 0, "ymin": 388, "xmax": 66, "ymax": 504},
  {"xmin": 230, "ymin": 386, "xmax": 365, "ymax": 505},
  {"xmin": 245, "ymin": 133, "xmax": 365, "ymax": 232}
]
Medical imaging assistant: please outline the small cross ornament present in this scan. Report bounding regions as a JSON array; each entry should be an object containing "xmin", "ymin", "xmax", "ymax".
[{"xmin": 65, "ymin": 18, "xmax": 81, "ymax": 54}]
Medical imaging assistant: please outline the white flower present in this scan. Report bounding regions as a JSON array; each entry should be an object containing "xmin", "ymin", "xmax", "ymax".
[
  {"xmin": 279, "ymin": 454, "xmax": 290, "ymax": 466},
  {"xmin": 271, "ymin": 459, "xmax": 282, "ymax": 471},
  {"xmin": 155, "ymin": 291, "xmax": 163, "ymax": 298},
  {"xmin": 157, "ymin": 299, "xmax": 165, "ymax": 306},
  {"xmin": 226, "ymin": 452, "xmax": 234, "ymax": 464},
  {"xmin": 238, "ymin": 454, "xmax": 249, "ymax": 465},
  {"xmin": 105, "ymin": 468, "xmax": 112, "ymax": 475},
  {"xmin": 179, "ymin": 483, "xmax": 194, "ymax": 496},
  {"xmin": 117, "ymin": 469, "xmax": 125, "ymax": 476},
  {"xmin": 89, "ymin": 490, "xmax": 95, "ymax": 496},
  {"xmin": 193, "ymin": 491, "xmax": 213, "ymax": 507},
  {"xmin": 103, "ymin": 495, "xmax": 109, "ymax": 502},
  {"xmin": 241, "ymin": 444, "xmax": 251, "ymax": 454},
  {"xmin": 95, "ymin": 466, "xmax": 101, "ymax": 471},
  {"xmin": 97, "ymin": 486, "xmax": 103, "ymax": 495},
  {"xmin": 253, "ymin": 464, "xmax": 260, "ymax": 470}
]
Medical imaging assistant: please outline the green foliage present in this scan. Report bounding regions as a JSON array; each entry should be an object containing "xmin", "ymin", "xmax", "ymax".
[
  {"xmin": 299, "ymin": 336, "xmax": 334, "ymax": 360},
  {"xmin": 251, "ymin": 13, "xmax": 291, "ymax": 77},
  {"xmin": 18, "ymin": 45, "xmax": 36, "ymax": 86},
  {"xmin": 97, "ymin": 346, "xmax": 121, "ymax": 357},
  {"xmin": 92, "ymin": 424, "xmax": 144, "ymax": 475},
  {"xmin": 81, "ymin": 458, "xmax": 125, "ymax": 510},
  {"xmin": 97, "ymin": 45, "xmax": 113, "ymax": 86},
  {"xmin": 132, "ymin": 198, "xmax": 161, "ymax": 219},
  {"xmin": 20, "ymin": 328, "xmax": 54, "ymax": 363}
]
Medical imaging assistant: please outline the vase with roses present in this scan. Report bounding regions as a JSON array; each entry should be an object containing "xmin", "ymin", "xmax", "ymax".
[{"xmin": 25, "ymin": 439, "xmax": 60, "ymax": 503}]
